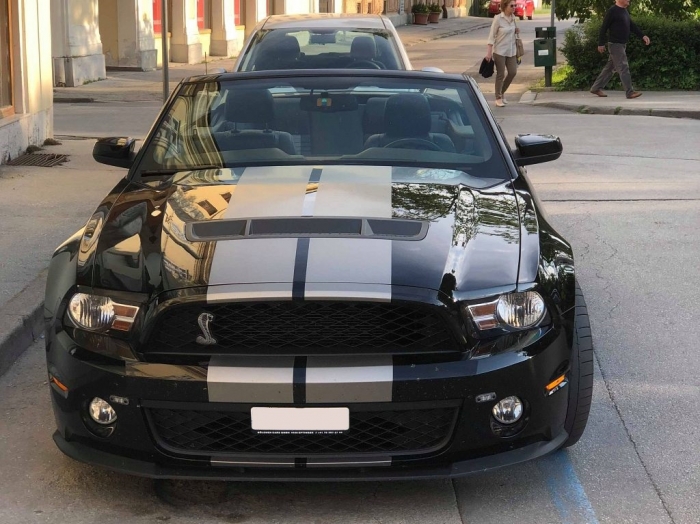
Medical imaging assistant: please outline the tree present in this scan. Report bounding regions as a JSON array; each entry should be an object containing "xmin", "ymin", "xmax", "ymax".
[{"xmin": 543, "ymin": 0, "xmax": 700, "ymax": 22}]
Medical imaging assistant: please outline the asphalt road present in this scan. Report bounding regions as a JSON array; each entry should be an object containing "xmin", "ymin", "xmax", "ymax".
[{"xmin": 4, "ymin": 21, "xmax": 699, "ymax": 524}]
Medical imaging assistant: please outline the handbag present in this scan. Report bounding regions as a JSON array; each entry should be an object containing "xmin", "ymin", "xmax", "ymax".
[
  {"xmin": 515, "ymin": 20, "xmax": 524, "ymax": 63},
  {"xmin": 516, "ymin": 36, "xmax": 524, "ymax": 61},
  {"xmin": 479, "ymin": 57, "xmax": 495, "ymax": 78}
]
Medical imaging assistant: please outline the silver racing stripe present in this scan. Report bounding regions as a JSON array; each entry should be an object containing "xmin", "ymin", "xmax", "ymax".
[
  {"xmin": 207, "ymin": 237, "xmax": 298, "ymax": 291},
  {"xmin": 207, "ymin": 356, "xmax": 295, "ymax": 403},
  {"xmin": 207, "ymin": 283, "xmax": 298, "ymax": 303},
  {"xmin": 305, "ymin": 238, "xmax": 392, "ymax": 300},
  {"xmin": 312, "ymin": 165, "xmax": 392, "ymax": 218},
  {"xmin": 206, "ymin": 356, "xmax": 394, "ymax": 404},
  {"xmin": 207, "ymin": 166, "xmax": 313, "ymax": 300},
  {"xmin": 221, "ymin": 166, "xmax": 313, "ymax": 218},
  {"xmin": 304, "ymin": 165, "xmax": 393, "ymax": 300},
  {"xmin": 303, "ymin": 282, "xmax": 391, "ymax": 302},
  {"xmin": 305, "ymin": 356, "xmax": 393, "ymax": 403}
]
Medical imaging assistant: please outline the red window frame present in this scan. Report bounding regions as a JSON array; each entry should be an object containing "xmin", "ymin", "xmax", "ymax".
[{"xmin": 0, "ymin": 0, "xmax": 14, "ymax": 118}]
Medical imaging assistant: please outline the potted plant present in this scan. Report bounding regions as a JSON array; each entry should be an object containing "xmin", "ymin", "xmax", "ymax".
[
  {"xmin": 412, "ymin": 2, "xmax": 430, "ymax": 24},
  {"xmin": 428, "ymin": 3, "xmax": 442, "ymax": 23}
]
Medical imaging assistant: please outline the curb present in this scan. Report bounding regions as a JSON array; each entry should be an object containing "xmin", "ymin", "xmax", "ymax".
[
  {"xmin": 53, "ymin": 97, "xmax": 97, "ymax": 104},
  {"xmin": 0, "ymin": 270, "xmax": 47, "ymax": 378},
  {"xmin": 522, "ymin": 92, "xmax": 700, "ymax": 120}
]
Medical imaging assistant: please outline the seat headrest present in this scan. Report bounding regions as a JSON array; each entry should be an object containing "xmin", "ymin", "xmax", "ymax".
[
  {"xmin": 226, "ymin": 89, "xmax": 274, "ymax": 125},
  {"xmin": 276, "ymin": 35, "xmax": 301, "ymax": 58},
  {"xmin": 362, "ymin": 97, "xmax": 387, "ymax": 135},
  {"xmin": 384, "ymin": 94, "xmax": 431, "ymax": 137},
  {"xmin": 351, "ymin": 36, "xmax": 377, "ymax": 60}
]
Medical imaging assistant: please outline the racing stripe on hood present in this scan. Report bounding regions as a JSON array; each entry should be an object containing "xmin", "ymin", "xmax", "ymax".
[
  {"xmin": 207, "ymin": 355, "xmax": 393, "ymax": 403},
  {"xmin": 208, "ymin": 356, "xmax": 295, "ymax": 403},
  {"xmin": 207, "ymin": 166, "xmax": 314, "ymax": 301},
  {"xmin": 305, "ymin": 166, "xmax": 393, "ymax": 301}
]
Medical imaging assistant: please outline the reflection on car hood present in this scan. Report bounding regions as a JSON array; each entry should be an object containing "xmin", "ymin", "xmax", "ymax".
[{"xmin": 89, "ymin": 166, "xmax": 522, "ymax": 301}]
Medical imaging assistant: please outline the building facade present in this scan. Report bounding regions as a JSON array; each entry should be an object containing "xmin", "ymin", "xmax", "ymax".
[
  {"xmin": 0, "ymin": 0, "xmax": 54, "ymax": 164},
  {"xmin": 50, "ymin": 0, "xmax": 472, "ymax": 86}
]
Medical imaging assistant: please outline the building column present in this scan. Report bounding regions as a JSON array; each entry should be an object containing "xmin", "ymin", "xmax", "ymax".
[
  {"xmin": 210, "ymin": 0, "xmax": 241, "ymax": 57},
  {"xmin": 51, "ymin": 0, "xmax": 107, "ymax": 86},
  {"xmin": 170, "ymin": 0, "xmax": 202, "ymax": 63},
  {"xmin": 244, "ymin": 0, "xmax": 268, "ymax": 38},
  {"xmin": 98, "ymin": 0, "xmax": 157, "ymax": 70}
]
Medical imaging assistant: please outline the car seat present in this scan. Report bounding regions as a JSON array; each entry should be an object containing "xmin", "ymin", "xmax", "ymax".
[
  {"xmin": 363, "ymin": 94, "xmax": 456, "ymax": 152},
  {"xmin": 349, "ymin": 36, "xmax": 385, "ymax": 69},
  {"xmin": 254, "ymin": 35, "xmax": 302, "ymax": 71},
  {"xmin": 215, "ymin": 90, "xmax": 297, "ymax": 155}
]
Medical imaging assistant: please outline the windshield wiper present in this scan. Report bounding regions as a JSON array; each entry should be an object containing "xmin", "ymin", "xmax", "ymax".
[{"xmin": 139, "ymin": 165, "xmax": 223, "ymax": 176}]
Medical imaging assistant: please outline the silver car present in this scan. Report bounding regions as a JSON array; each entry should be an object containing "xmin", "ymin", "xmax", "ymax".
[{"xmin": 233, "ymin": 14, "xmax": 413, "ymax": 71}]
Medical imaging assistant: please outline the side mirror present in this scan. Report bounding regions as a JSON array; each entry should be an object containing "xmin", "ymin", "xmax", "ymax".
[
  {"xmin": 93, "ymin": 137, "xmax": 137, "ymax": 169},
  {"xmin": 512, "ymin": 134, "xmax": 562, "ymax": 166}
]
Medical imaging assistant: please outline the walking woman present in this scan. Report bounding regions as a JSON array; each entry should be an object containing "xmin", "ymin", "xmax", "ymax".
[{"xmin": 485, "ymin": 0, "xmax": 519, "ymax": 107}]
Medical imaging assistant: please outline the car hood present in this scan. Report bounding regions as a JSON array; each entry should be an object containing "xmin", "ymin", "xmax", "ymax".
[{"xmin": 89, "ymin": 166, "xmax": 522, "ymax": 301}]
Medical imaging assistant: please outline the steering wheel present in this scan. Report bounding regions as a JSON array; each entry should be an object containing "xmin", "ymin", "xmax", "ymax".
[
  {"xmin": 346, "ymin": 60, "xmax": 382, "ymax": 70},
  {"xmin": 383, "ymin": 138, "xmax": 442, "ymax": 151}
]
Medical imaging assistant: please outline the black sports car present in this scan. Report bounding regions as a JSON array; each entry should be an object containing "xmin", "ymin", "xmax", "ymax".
[{"xmin": 44, "ymin": 69, "xmax": 592, "ymax": 480}]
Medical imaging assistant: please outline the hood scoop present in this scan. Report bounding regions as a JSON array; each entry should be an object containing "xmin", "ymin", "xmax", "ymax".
[{"xmin": 186, "ymin": 217, "xmax": 428, "ymax": 242}]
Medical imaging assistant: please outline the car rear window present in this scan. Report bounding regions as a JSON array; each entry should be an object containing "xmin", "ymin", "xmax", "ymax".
[
  {"xmin": 136, "ymin": 75, "xmax": 510, "ymax": 184},
  {"xmin": 239, "ymin": 28, "xmax": 403, "ymax": 71}
]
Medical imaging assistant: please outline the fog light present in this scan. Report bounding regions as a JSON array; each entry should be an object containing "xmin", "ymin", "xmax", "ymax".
[
  {"xmin": 89, "ymin": 397, "xmax": 117, "ymax": 425},
  {"xmin": 492, "ymin": 396, "xmax": 523, "ymax": 425}
]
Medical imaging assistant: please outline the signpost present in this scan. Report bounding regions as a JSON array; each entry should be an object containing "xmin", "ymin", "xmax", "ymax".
[{"xmin": 162, "ymin": 0, "xmax": 170, "ymax": 103}]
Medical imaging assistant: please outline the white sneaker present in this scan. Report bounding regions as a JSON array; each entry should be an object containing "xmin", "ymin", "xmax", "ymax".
[
  {"xmin": 495, "ymin": 98, "xmax": 505, "ymax": 107},
  {"xmin": 502, "ymin": 95, "xmax": 508, "ymax": 105}
]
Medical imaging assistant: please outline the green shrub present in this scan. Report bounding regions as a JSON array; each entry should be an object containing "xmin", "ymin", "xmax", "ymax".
[
  {"xmin": 560, "ymin": 15, "xmax": 700, "ymax": 90},
  {"xmin": 429, "ymin": 2, "xmax": 443, "ymax": 12},
  {"xmin": 412, "ymin": 2, "xmax": 430, "ymax": 13}
]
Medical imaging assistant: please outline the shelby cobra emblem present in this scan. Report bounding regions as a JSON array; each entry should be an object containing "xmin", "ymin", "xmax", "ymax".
[{"xmin": 195, "ymin": 312, "xmax": 217, "ymax": 345}]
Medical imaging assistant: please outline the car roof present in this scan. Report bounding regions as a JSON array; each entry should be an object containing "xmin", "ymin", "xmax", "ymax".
[
  {"xmin": 260, "ymin": 14, "xmax": 389, "ymax": 30},
  {"xmin": 182, "ymin": 68, "xmax": 469, "ymax": 85}
]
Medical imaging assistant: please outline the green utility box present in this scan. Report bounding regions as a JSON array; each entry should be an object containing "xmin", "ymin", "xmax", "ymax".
[
  {"xmin": 535, "ymin": 26, "xmax": 556, "ymax": 39},
  {"xmin": 534, "ymin": 38, "xmax": 557, "ymax": 67}
]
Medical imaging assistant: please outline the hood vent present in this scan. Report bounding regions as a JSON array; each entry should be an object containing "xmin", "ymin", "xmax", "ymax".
[{"xmin": 186, "ymin": 217, "xmax": 428, "ymax": 242}]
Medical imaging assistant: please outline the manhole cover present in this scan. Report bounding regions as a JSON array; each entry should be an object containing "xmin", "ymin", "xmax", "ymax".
[{"xmin": 6, "ymin": 153, "xmax": 69, "ymax": 167}]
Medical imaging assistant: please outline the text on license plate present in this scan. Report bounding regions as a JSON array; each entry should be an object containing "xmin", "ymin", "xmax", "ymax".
[{"xmin": 251, "ymin": 407, "xmax": 350, "ymax": 432}]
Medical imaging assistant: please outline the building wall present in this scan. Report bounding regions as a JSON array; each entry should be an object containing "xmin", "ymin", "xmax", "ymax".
[{"xmin": 0, "ymin": 0, "xmax": 54, "ymax": 164}]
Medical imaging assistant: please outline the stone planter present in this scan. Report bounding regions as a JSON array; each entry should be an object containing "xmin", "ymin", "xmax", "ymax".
[{"xmin": 413, "ymin": 13, "xmax": 429, "ymax": 24}]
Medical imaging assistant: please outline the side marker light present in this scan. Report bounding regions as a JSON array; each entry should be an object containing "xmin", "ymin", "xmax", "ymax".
[
  {"xmin": 50, "ymin": 375, "xmax": 69, "ymax": 392},
  {"xmin": 545, "ymin": 374, "xmax": 567, "ymax": 396}
]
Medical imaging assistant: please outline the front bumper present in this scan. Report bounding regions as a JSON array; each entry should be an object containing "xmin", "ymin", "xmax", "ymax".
[
  {"xmin": 47, "ymin": 325, "xmax": 572, "ymax": 480},
  {"xmin": 54, "ymin": 430, "xmax": 568, "ymax": 481}
]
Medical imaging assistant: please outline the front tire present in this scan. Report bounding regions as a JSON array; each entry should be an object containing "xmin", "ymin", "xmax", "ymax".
[
  {"xmin": 519, "ymin": 15, "xmax": 524, "ymax": 20},
  {"xmin": 527, "ymin": 15, "xmax": 532, "ymax": 20},
  {"xmin": 561, "ymin": 280, "xmax": 594, "ymax": 448}
]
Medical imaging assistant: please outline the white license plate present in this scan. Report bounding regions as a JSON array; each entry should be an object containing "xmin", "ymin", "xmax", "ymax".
[{"xmin": 251, "ymin": 407, "xmax": 350, "ymax": 432}]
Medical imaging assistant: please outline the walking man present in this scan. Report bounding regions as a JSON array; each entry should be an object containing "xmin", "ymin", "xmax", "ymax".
[{"xmin": 590, "ymin": 0, "xmax": 651, "ymax": 99}]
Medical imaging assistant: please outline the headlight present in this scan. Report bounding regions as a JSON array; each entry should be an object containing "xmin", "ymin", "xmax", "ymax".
[
  {"xmin": 466, "ymin": 291, "xmax": 546, "ymax": 331},
  {"xmin": 67, "ymin": 293, "xmax": 139, "ymax": 332}
]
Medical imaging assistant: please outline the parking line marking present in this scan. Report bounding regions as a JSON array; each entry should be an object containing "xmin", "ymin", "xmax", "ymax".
[{"xmin": 539, "ymin": 451, "xmax": 599, "ymax": 524}]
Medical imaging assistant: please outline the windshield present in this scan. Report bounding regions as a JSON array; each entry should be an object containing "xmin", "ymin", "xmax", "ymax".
[
  {"xmin": 136, "ymin": 75, "xmax": 508, "ymax": 183},
  {"xmin": 239, "ymin": 28, "xmax": 404, "ymax": 71}
]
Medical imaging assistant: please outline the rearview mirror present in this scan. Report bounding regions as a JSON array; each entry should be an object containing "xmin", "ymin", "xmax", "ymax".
[
  {"xmin": 93, "ymin": 137, "xmax": 137, "ymax": 169},
  {"xmin": 512, "ymin": 134, "xmax": 562, "ymax": 166}
]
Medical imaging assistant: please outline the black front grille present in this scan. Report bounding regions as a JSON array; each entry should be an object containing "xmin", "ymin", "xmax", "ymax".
[
  {"xmin": 144, "ymin": 301, "xmax": 460, "ymax": 356},
  {"xmin": 146, "ymin": 404, "xmax": 459, "ymax": 456}
]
